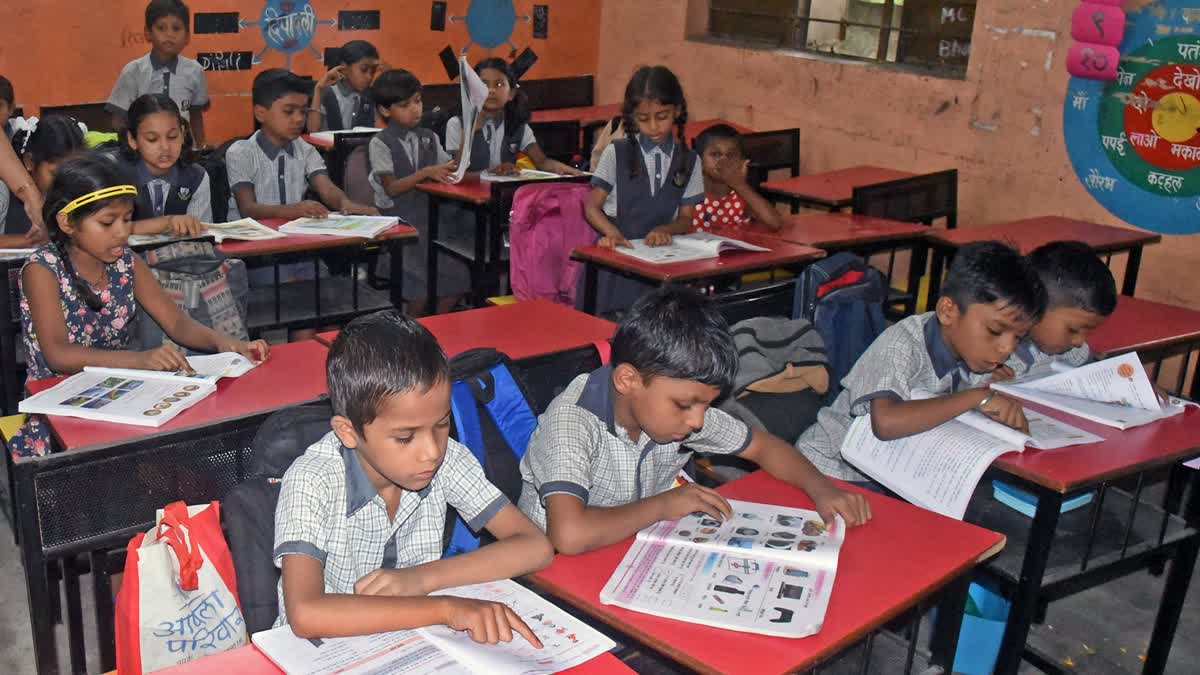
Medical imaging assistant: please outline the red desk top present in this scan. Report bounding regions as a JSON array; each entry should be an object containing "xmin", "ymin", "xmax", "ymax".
[
  {"xmin": 759, "ymin": 166, "xmax": 915, "ymax": 207},
  {"xmin": 317, "ymin": 300, "xmax": 615, "ymax": 360},
  {"xmin": 929, "ymin": 216, "xmax": 1162, "ymax": 253},
  {"xmin": 416, "ymin": 178, "xmax": 493, "ymax": 206},
  {"xmin": 531, "ymin": 104, "xmax": 622, "ymax": 124},
  {"xmin": 301, "ymin": 131, "xmax": 382, "ymax": 151},
  {"xmin": 994, "ymin": 403, "xmax": 1200, "ymax": 492},
  {"xmin": 572, "ymin": 234, "xmax": 825, "ymax": 284},
  {"xmin": 1087, "ymin": 295, "xmax": 1200, "ymax": 357},
  {"xmin": 529, "ymin": 471, "xmax": 1004, "ymax": 675},
  {"xmin": 143, "ymin": 642, "xmax": 633, "ymax": 674},
  {"xmin": 28, "ymin": 340, "xmax": 329, "ymax": 456},
  {"xmin": 742, "ymin": 212, "xmax": 931, "ymax": 249},
  {"xmin": 216, "ymin": 218, "xmax": 417, "ymax": 258},
  {"xmin": 684, "ymin": 118, "xmax": 753, "ymax": 143}
]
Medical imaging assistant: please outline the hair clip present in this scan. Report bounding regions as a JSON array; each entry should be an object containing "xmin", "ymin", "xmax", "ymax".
[{"xmin": 60, "ymin": 185, "xmax": 138, "ymax": 216}]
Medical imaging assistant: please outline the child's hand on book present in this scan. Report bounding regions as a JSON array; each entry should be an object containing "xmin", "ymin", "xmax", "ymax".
[
  {"xmin": 809, "ymin": 485, "xmax": 872, "ymax": 527},
  {"xmin": 426, "ymin": 160, "xmax": 459, "ymax": 183},
  {"xmin": 292, "ymin": 200, "xmax": 330, "ymax": 219},
  {"xmin": 979, "ymin": 391, "xmax": 1029, "ymax": 434},
  {"xmin": 597, "ymin": 233, "xmax": 631, "ymax": 249},
  {"xmin": 139, "ymin": 344, "xmax": 192, "ymax": 372},
  {"xmin": 354, "ymin": 567, "xmax": 430, "ymax": 597},
  {"xmin": 220, "ymin": 339, "xmax": 270, "ymax": 363},
  {"xmin": 658, "ymin": 483, "xmax": 733, "ymax": 522},
  {"xmin": 165, "ymin": 215, "xmax": 204, "ymax": 239},
  {"xmin": 340, "ymin": 200, "xmax": 381, "ymax": 216},
  {"xmin": 440, "ymin": 596, "xmax": 544, "ymax": 648},
  {"xmin": 645, "ymin": 228, "xmax": 674, "ymax": 247},
  {"xmin": 491, "ymin": 162, "xmax": 520, "ymax": 177}
]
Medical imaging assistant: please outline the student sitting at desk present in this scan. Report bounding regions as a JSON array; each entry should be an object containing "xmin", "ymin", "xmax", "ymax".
[
  {"xmin": 996, "ymin": 241, "xmax": 1117, "ymax": 381},
  {"xmin": 795, "ymin": 241, "xmax": 1047, "ymax": 483},
  {"xmin": 275, "ymin": 311, "xmax": 553, "ymax": 642},
  {"xmin": 690, "ymin": 124, "xmax": 783, "ymax": 233},
  {"xmin": 120, "ymin": 94, "xmax": 210, "ymax": 236},
  {"xmin": 2, "ymin": 116, "xmax": 85, "ymax": 246},
  {"xmin": 8, "ymin": 154, "xmax": 268, "ymax": 458},
  {"xmin": 306, "ymin": 40, "xmax": 384, "ymax": 133},
  {"xmin": 517, "ymin": 287, "xmax": 870, "ymax": 555}
]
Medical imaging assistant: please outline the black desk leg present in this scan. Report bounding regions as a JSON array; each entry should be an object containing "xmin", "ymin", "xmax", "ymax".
[
  {"xmin": 1144, "ymin": 533, "xmax": 1199, "ymax": 674},
  {"xmin": 928, "ymin": 572, "xmax": 970, "ymax": 670},
  {"xmin": 1123, "ymin": 246, "xmax": 1144, "ymax": 297},
  {"xmin": 927, "ymin": 248, "xmax": 949, "ymax": 308},
  {"xmin": 16, "ymin": 463, "xmax": 58, "ymax": 674},
  {"xmin": 64, "ymin": 556, "xmax": 87, "ymax": 673},
  {"xmin": 387, "ymin": 240, "xmax": 404, "ymax": 310},
  {"xmin": 473, "ymin": 207, "xmax": 488, "ymax": 307},
  {"xmin": 994, "ymin": 489, "xmax": 1063, "ymax": 675},
  {"xmin": 0, "ymin": 264, "xmax": 19, "ymax": 414},
  {"xmin": 426, "ymin": 198, "xmax": 441, "ymax": 316},
  {"xmin": 583, "ymin": 265, "xmax": 598, "ymax": 315},
  {"xmin": 906, "ymin": 242, "xmax": 929, "ymax": 317},
  {"xmin": 93, "ymin": 549, "xmax": 117, "ymax": 672},
  {"xmin": 487, "ymin": 202, "xmax": 504, "ymax": 302}
]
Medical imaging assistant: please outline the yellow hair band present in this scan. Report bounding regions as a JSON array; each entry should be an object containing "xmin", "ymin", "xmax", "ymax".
[{"xmin": 59, "ymin": 185, "xmax": 139, "ymax": 216}]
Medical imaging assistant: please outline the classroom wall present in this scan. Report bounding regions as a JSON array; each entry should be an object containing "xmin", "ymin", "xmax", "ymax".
[
  {"xmin": 0, "ymin": 1, "xmax": 601, "ymax": 144},
  {"xmin": 594, "ymin": 0, "xmax": 1200, "ymax": 309}
]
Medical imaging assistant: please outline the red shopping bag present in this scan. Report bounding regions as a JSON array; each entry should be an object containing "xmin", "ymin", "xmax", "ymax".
[{"xmin": 115, "ymin": 501, "xmax": 246, "ymax": 673}]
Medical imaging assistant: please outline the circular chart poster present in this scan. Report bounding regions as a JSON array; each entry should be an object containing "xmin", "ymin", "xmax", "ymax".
[{"xmin": 1064, "ymin": 1, "xmax": 1200, "ymax": 234}]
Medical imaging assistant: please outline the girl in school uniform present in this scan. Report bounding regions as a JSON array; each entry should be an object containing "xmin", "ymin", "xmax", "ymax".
[
  {"xmin": 445, "ymin": 57, "xmax": 582, "ymax": 177},
  {"xmin": 0, "ymin": 116, "xmax": 87, "ymax": 246},
  {"xmin": 583, "ymin": 65, "xmax": 705, "ymax": 315},
  {"xmin": 7, "ymin": 154, "xmax": 268, "ymax": 458},
  {"xmin": 122, "ymin": 94, "xmax": 210, "ymax": 237}
]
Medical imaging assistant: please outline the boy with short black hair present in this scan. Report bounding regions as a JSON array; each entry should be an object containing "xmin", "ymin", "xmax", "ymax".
[
  {"xmin": 226, "ymin": 68, "xmax": 378, "ymax": 221},
  {"xmin": 307, "ymin": 40, "xmax": 384, "ymax": 132},
  {"xmin": 275, "ymin": 310, "xmax": 554, "ymax": 641},
  {"xmin": 518, "ymin": 287, "xmax": 871, "ymax": 555},
  {"xmin": 690, "ymin": 124, "xmax": 783, "ymax": 233},
  {"xmin": 796, "ymin": 241, "xmax": 1048, "ymax": 482},
  {"xmin": 107, "ymin": 0, "xmax": 210, "ymax": 147},
  {"xmin": 1003, "ymin": 241, "xmax": 1117, "ymax": 379}
]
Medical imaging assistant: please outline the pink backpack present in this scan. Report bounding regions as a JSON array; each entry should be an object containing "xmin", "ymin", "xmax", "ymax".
[{"xmin": 508, "ymin": 182, "xmax": 597, "ymax": 305}]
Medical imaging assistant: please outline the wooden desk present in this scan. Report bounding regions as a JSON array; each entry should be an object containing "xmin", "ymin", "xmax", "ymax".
[
  {"xmin": 572, "ymin": 236, "xmax": 825, "ymax": 315},
  {"xmin": 759, "ymin": 166, "xmax": 916, "ymax": 212},
  {"xmin": 16, "ymin": 340, "xmax": 330, "ymax": 674},
  {"xmin": 926, "ymin": 216, "xmax": 1162, "ymax": 299},
  {"xmin": 529, "ymin": 471, "xmax": 1005, "ymax": 675},
  {"xmin": 216, "ymin": 217, "xmax": 417, "ymax": 257},
  {"xmin": 142, "ymin": 643, "xmax": 634, "ymax": 674},
  {"xmin": 1088, "ymin": 296, "xmax": 1200, "ymax": 398},
  {"xmin": 318, "ymin": 300, "xmax": 615, "ymax": 361}
]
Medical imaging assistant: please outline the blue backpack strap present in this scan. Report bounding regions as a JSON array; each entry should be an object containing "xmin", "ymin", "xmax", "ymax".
[
  {"xmin": 446, "ymin": 380, "xmax": 486, "ymax": 557},
  {"xmin": 478, "ymin": 363, "xmax": 537, "ymax": 461}
]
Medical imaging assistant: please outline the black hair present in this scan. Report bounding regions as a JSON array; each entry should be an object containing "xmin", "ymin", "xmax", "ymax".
[
  {"xmin": 372, "ymin": 69, "xmax": 423, "ymax": 110},
  {"xmin": 123, "ymin": 94, "xmax": 194, "ymax": 165},
  {"xmin": 694, "ymin": 123, "xmax": 744, "ymax": 157},
  {"xmin": 611, "ymin": 286, "xmax": 737, "ymax": 394},
  {"xmin": 145, "ymin": 0, "xmax": 189, "ymax": 30},
  {"xmin": 13, "ymin": 115, "xmax": 85, "ymax": 169},
  {"xmin": 620, "ymin": 65, "xmax": 689, "ymax": 181},
  {"xmin": 327, "ymin": 310, "xmax": 449, "ymax": 433},
  {"xmin": 252, "ymin": 68, "xmax": 311, "ymax": 108},
  {"xmin": 41, "ymin": 154, "xmax": 137, "ymax": 312},
  {"xmin": 475, "ymin": 57, "xmax": 530, "ymax": 155},
  {"xmin": 1028, "ymin": 241, "xmax": 1117, "ymax": 316},
  {"xmin": 338, "ymin": 40, "xmax": 380, "ymax": 67},
  {"xmin": 0, "ymin": 75, "xmax": 13, "ymax": 106},
  {"xmin": 941, "ymin": 241, "xmax": 1047, "ymax": 322}
]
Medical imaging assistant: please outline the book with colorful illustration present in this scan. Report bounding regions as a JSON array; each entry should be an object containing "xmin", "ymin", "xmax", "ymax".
[{"xmin": 127, "ymin": 218, "xmax": 286, "ymax": 246}]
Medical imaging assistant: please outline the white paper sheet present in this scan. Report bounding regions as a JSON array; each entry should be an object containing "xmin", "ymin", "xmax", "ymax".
[{"xmin": 448, "ymin": 57, "xmax": 490, "ymax": 184}]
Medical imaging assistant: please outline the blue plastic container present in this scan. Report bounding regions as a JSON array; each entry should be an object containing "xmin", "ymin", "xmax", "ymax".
[{"xmin": 952, "ymin": 580, "xmax": 1011, "ymax": 675}]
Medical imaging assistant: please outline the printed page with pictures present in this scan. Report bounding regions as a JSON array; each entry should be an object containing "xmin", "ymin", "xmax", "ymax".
[
  {"xmin": 252, "ymin": 580, "xmax": 614, "ymax": 675},
  {"xmin": 616, "ymin": 232, "xmax": 770, "ymax": 264},
  {"xmin": 599, "ymin": 499, "xmax": 844, "ymax": 637},
  {"xmin": 993, "ymin": 352, "xmax": 1188, "ymax": 429},
  {"xmin": 18, "ymin": 371, "xmax": 215, "ymax": 427},
  {"xmin": 278, "ymin": 215, "xmax": 400, "ymax": 239},
  {"xmin": 79, "ymin": 352, "xmax": 259, "ymax": 384},
  {"xmin": 909, "ymin": 388, "xmax": 1104, "ymax": 451},
  {"xmin": 128, "ymin": 218, "xmax": 287, "ymax": 246}
]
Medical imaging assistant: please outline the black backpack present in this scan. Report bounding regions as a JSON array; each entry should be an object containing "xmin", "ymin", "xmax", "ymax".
[
  {"xmin": 203, "ymin": 135, "xmax": 249, "ymax": 224},
  {"xmin": 222, "ymin": 401, "xmax": 332, "ymax": 635}
]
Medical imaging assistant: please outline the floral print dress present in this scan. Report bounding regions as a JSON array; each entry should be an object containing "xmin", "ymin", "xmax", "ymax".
[{"xmin": 7, "ymin": 245, "xmax": 138, "ymax": 458}]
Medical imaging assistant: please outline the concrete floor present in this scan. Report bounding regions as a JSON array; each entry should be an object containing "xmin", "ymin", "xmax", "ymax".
[{"xmin": 0, "ymin": 499, "xmax": 1196, "ymax": 674}]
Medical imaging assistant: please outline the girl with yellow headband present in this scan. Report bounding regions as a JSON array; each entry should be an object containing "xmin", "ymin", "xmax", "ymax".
[{"xmin": 6, "ymin": 153, "xmax": 269, "ymax": 458}]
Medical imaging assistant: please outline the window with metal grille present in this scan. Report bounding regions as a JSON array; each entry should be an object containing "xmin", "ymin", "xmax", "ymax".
[{"xmin": 706, "ymin": 0, "xmax": 976, "ymax": 78}]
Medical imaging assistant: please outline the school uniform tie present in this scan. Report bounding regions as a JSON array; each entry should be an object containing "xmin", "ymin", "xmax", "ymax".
[
  {"xmin": 277, "ymin": 155, "xmax": 288, "ymax": 204},
  {"xmin": 652, "ymin": 152, "xmax": 663, "ymax": 196},
  {"xmin": 160, "ymin": 69, "xmax": 171, "ymax": 97},
  {"xmin": 152, "ymin": 182, "xmax": 167, "ymax": 216}
]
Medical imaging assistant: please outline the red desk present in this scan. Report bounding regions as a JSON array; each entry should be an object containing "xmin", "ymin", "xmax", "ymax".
[
  {"xmin": 216, "ymin": 217, "xmax": 417, "ymax": 258},
  {"xmin": 530, "ymin": 103, "xmax": 622, "ymax": 125},
  {"xmin": 145, "ymin": 643, "xmax": 634, "ymax": 674},
  {"xmin": 1087, "ymin": 295, "xmax": 1200, "ymax": 397},
  {"xmin": 529, "ymin": 471, "xmax": 1004, "ymax": 675},
  {"xmin": 759, "ymin": 166, "xmax": 916, "ymax": 212},
  {"xmin": 316, "ymin": 300, "xmax": 616, "ymax": 361},
  {"xmin": 572, "ymin": 235, "xmax": 825, "ymax": 315},
  {"xmin": 300, "ymin": 130, "xmax": 383, "ymax": 151},
  {"xmin": 927, "ymin": 216, "xmax": 1161, "ymax": 299}
]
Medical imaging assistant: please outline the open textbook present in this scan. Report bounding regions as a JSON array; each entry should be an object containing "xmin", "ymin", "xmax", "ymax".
[
  {"xmin": 0, "ymin": 248, "xmax": 36, "ymax": 260},
  {"xmin": 448, "ymin": 55, "xmax": 490, "ymax": 184},
  {"xmin": 480, "ymin": 169, "xmax": 589, "ymax": 182},
  {"xmin": 278, "ymin": 215, "xmax": 399, "ymax": 239},
  {"xmin": 615, "ymin": 232, "xmax": 770, "ymax": 264},
  {"xmin": 307, "ymin": 126, "xmax": 381, "ymax": 145},
  {"xmin": 599, "ymin": 500, "xmax": 844, "ymax": 638},
  {"xmin": 992, "ymin": 352, "xmax": 1189, "ymax": 430},
  {"xmin": 127, "ymin": 218, "xmax": 287, "ymax": 246},
  {"xmin": 18, "ymin": 353, "xmax": 257, "ymax": 427},
  {"xmin": 252, "ymin": 580, "xmax": 614, "ymax": 675}
]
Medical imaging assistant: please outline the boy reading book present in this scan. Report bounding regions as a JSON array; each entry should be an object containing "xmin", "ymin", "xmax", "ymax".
[
  {"xmin": 274, "ymin": 311, "xmax": 553, "ymax": 642},
  {"xmin": 517, "ymin": 287, "xmax": 870, "ymax": 555},
  {"xmin": 795, "ymin": 241, "xmax": 1047, "ymax": 482}
]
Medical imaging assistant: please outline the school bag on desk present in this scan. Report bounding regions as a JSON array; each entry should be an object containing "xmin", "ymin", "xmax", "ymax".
[
  {"xmin": 508, "ymin": 182, "xmax": 596, "ymax": 306},
  {"xmin": 115, "ymin": 501, "xmax": 246, "ymax": 673}
]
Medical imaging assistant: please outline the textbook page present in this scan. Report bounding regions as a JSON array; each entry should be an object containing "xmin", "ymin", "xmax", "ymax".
[
  {"xmin": 616, "ymin": 233, "xmax": 770, "ymax": 264},
  {"xmin": 952, "ymin": 406, "xmax": 1103, "ymax": 450},
  {"xmin": 599, "ymin": 501, "xmax": 845, "ymax": 637},
  {"xmin": 82, "ymin": 352, "xmax": 259, "ymax": 384},
  {"xmin": 307, "ymin": 126, "xmax": 382, "ymax": 145},
  {"xmin": 480, "ymin": 169, "xmax": 564, "ymax": 182},
  {"xmin": 18, "ymin": 371, "xmax": 215, "ymax": 427},
  {"xmin": 0, "ymin": 248, "xmax": 36, "ymax": 260},
  {"xmin": 840, "ymin": 415, "xmax": 1018, "ymax": 519},
  {"xmin": 128, "ymin": 218, "xmax": 286, "ymax": 246},
  {"xmin": 448, "ymin": 56, "xmax": 490, "ymax": 184},
  {"xmin": 279, "ymin": 215, "xmax": 399, "ymax": 239},
  {"xmin": 253, "ymin": 626, "xmax": 469, "ymax": 675}
]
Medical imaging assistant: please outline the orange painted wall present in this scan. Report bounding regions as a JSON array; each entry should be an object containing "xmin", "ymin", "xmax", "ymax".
[
  {"xmin": 0, "ymin": 1, "xmax": 601, "ymax": 144},
  {"xmin": 595, "ymin": 0, "xmax": 1200, "ymax": 309}
]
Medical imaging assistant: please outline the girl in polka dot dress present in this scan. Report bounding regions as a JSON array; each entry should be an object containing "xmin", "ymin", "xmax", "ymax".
[{"xmin": 691, "ymin": 124, "xmax": 784, "ymax": 234}]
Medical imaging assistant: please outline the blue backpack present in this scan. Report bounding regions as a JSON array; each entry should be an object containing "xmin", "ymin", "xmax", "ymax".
[
  {"xmin": 444, "ymin": 349, "xmax": 539, "ymax": 556},
  {"xmin": 792, "ymin": 252, "xmax": 888, "ymax": 399}
]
